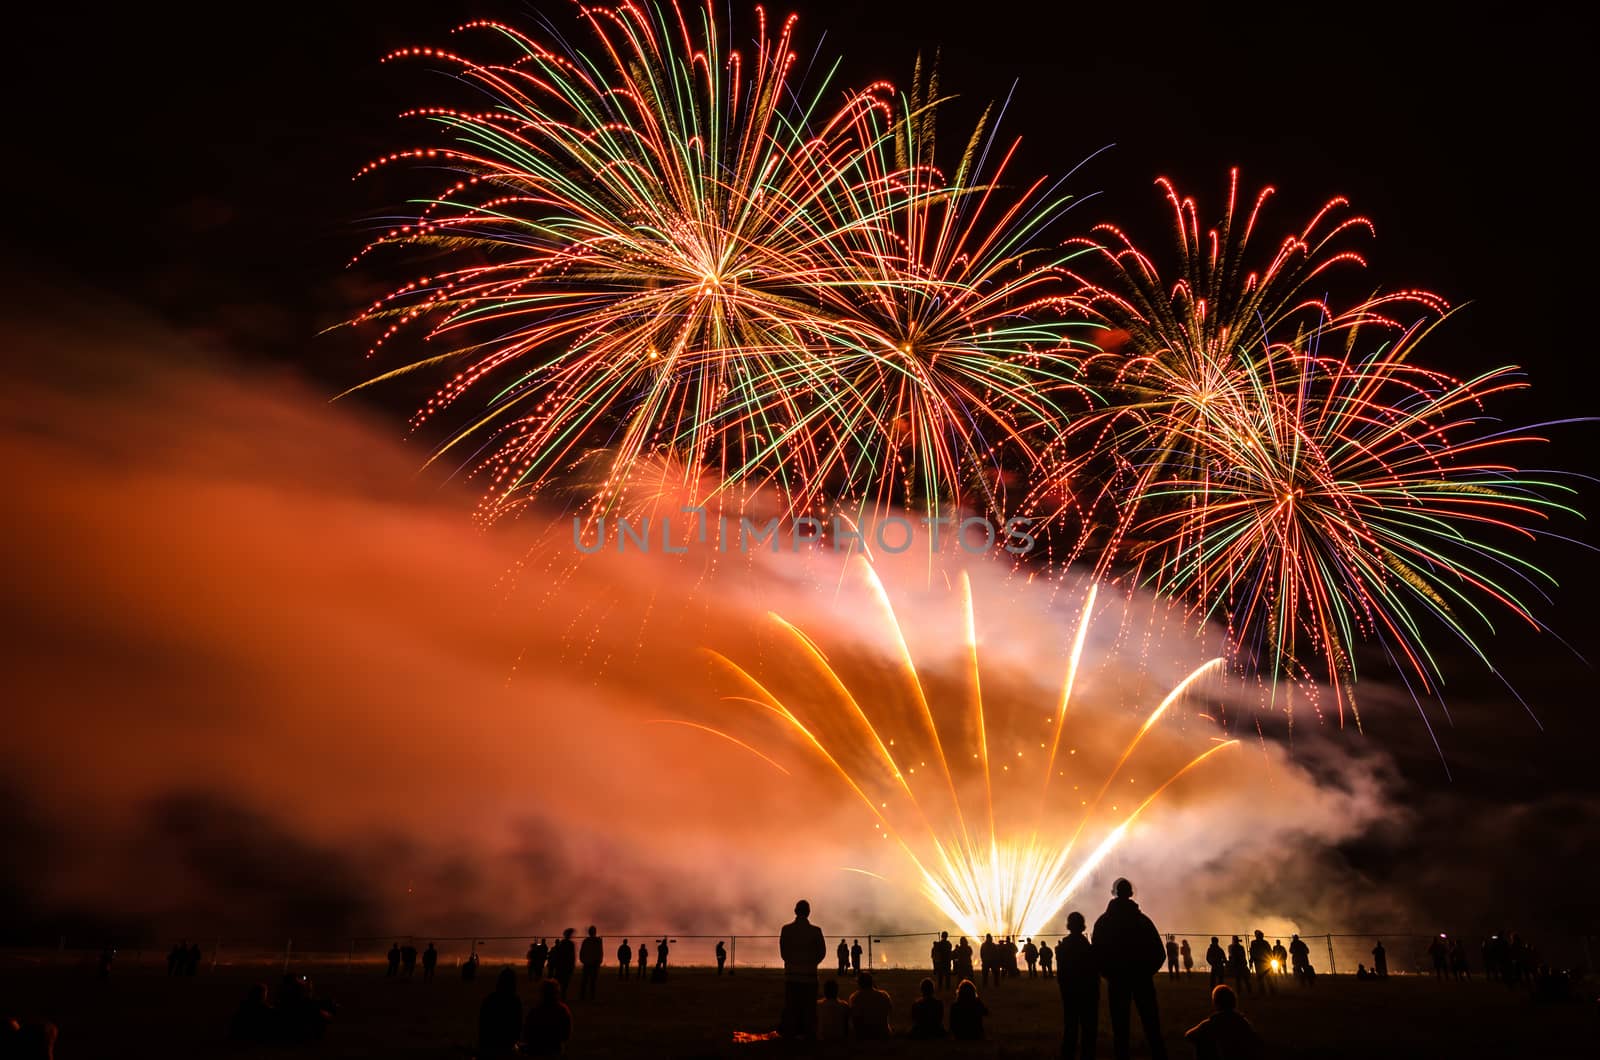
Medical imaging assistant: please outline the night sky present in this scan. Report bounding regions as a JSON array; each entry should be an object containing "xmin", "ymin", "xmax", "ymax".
[{"xmin": 3, "ymin": 2, "xmax": 1596, "ymax": 946}]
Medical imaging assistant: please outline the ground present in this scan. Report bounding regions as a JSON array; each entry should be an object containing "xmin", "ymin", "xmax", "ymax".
[{"xmin": 1, "ymin": 960, "xmax": 1593, "ymax": 1058}]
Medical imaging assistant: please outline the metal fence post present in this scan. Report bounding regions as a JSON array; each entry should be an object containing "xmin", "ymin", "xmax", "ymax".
[
  {"xmin": 1325, "ymin": 934, "xmax": 1336, "ymax": 975},
  {"xmin": 283, "ymin": 937, "xmax": 293, "ymax": 973},
  {"xmin": 730, "ymin": 936, "xmax": 736, "ymax": 976}
]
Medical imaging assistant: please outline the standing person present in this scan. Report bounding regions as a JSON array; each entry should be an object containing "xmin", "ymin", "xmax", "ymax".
[
  {"xmin": 1166, "ymin": 935, "xmax": 1181, "ymax": 979},
  {"xmin": 617, "ymin": 939, "xmax": 631, "ymax": 980},
  {"xmin": 477, "ymin": 967, "xmax": 523, "ymax": 1059},
  {"xmin": 1449, "ymin": 938, "xmax": 1471, "ymax": 980},
  {"xmin": 1428, "ymin": 935, "xmax": 1449, "ymax": 979},
  {"xmin": 1058, "ymin": 911, "xmax": 1098, "ymax": 1060},
  {"xmin": 779, "ymin": 899, "xmax": 826, "ymax": 1039},
  {"xmin": 636, "ymin": 940, "xmax": 647, "ymax": 979},
  {"xmin": 1205, "ymin": 937, "xmax": 1226, "ymax": 988},
  {"xmin": 522, "ymin": 978, "xmax": 572, "ymax": 1057},
  {"xmin": 652, "ymin": 938, "xmax": 669, "ymax": 982},
  {"xmin": 1288, "ymin": 935, "xmax": 1310, "ymax": 984},
  {"xmin": 836, "ymin": 939, "xmax": 850, "ymax": 976},
  {"xmin": 931, "ymin": 931, "xmax": 954, "ymax": 989},
  {"xmin": 850, "ymin": 939, "xmax": 863, "ymax": 975},
  {"xmin": 578, "ymin": 926, "xmax": 603, "ymax": 1000},
  {"xmin": 1248, "ymin": 932, "xmax": 1275, "ymax": 995},
  {"xmin": 1180, "ymin": 938, "xmax": 1193, "ymax": 976},
  {"xmin": 954, "ymin": 937, "xmax": 974, "ymax": 982},
  {"xmin": 1039, "ymin": 939, "xmax": 1054, "ymax": 978},
  {"xmin": 1271, "ymin": 939, "xmax": 1288, "ymax": 976},
  {"xmin": 1024, "ymin": 938, "xmax": 1039, "ymax": 977},
  {"xmin": 715, "ymin": 940, "xmax": 727, "ymax": 975},
  {"xmin": 1227, "ymin": 937, "xmax": 1251, "ymax": 995},
  {"xmin": 1004, "ymin": 937, "xmax": 1020, "ymax": 978},
  {"xmin": 1371, "ymin": 940, "xmax": 1388, "ymax": 979},
  {"xmin": 187, "ymin": 942, "xmax": 202, "ymax": 976},
  {"xmin": 979, "ymin": 934, "xmax": 999, "ymax": 987},
  {"xmin": 1092, "ymin": 878, "xmax": 1169, "ymax": 1060},
  {"xmin": 949, "ymin": 979, "xmax": 989, "ymax": 1041},
  {"xmin": 548, "ymin": 929, "xmax": 577, "ymax": 998},
  {"xmin": 422, "ymin": 943, "xmax": 438, "ymax": 981},
  {"xmin": 909, "ymin": 977, "xmax": 946, "ymax": 1038},
  {"xmin": 527, "ymin": 940, "xmax": 547, "ymax": 981},
  {"xmin": 387, "ymin": 943, "xmax": 401, "ymax": 978},
  {"xmin": 400, "ymin": 942, "xmax": 418, "ymax": 978}
]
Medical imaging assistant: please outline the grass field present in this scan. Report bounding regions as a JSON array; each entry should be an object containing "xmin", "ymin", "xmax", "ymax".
[{"xmin": 1, "ymin": 961, "xmax": 1593, "ymax": 1058}]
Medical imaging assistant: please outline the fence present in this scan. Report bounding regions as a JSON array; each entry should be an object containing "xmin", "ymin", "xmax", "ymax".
[{"xmin": 9, "ymin": 930, "xmax": 1591, "ymax": 977}]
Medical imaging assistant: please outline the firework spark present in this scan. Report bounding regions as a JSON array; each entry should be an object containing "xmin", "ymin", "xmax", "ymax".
[{"xmin": 695, "ymin": 558, "xmax": 1235, "ymax": 937}]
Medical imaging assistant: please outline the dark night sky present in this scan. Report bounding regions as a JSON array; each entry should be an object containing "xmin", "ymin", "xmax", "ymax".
[{"xmin": 3, "ymin": 1, "xmax": 1596, "ymax": 941}]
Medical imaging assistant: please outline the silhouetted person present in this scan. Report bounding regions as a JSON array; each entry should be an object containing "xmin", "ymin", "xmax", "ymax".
[
  {"xmin": 1185, "ymin": 984, "xmax": 1262, "ymax": 1060},
  {"xmin": 523, "ymin": 978, "xmax": 572, "ymax": 1057},
  {"xmin": 1227, "ymin": 937, "xmax": 1250, "ymax": 995},
  {"xmin": 228, "ymin": 983, "xmax": 275, "ymax": 1043},
  {"xmin": 1428, "ymin": 934, "xmax": 1449, "ymax": 980},
  {"xmin": 1093, "ymin": 878, "xmax": 1169, "ymax": 1060},
  {"xmin": 275, "ymin": 973, "xmax": 334, "ymax": 1042},
  {"xmin": 636, "ymin": 940, "xmax": 647, "ymax": 979},
  {"xmin": 478, "ymin": 967, "xmax": 523, "ymax": 1059},
  {"xmin": 837, "ymin": 938, "xmax": 850, "ymax": 975},
  {"xmin": 949, "ymin": 979, "xmax": 988, "ymax": 1041},
  {"xmin": 388, "ymin": 943, "xmax": 401, "ymax": 977},
  {"xmin": 400, "ymin": 942, "xmax": 418, "ymax": 978},
  {"xmin": 1271, "ymin": 939, "xmax": 1287, "ymax": 976},
  {"xmin": 4, "ymin": 1018, "xmax": 58, "ymax": 1060},
  {"xmin": 1180, "ymin": 938, "xmax": 1193, "ymax": 975},
  {"xmin": 1205, "ymin": 937, "xmax": 1226, "ymax": 988},
  {"xmin": 980, "ymin": 933, "xmax": 1000, "ymax": 986},
  {"xmin": 1166, "ymin": 935, "xmax": 1181, "ymax": 979},
  {"xmin": 932, "ymin": 931, "xmax": 954, "ymax": 989},
  {"xmin": 910, "ymin": 977, "xmax": 946, "ymax": 1039},
  {"xmin": 168, "ymin": 941, "xmax": 184, "ymax": 977},
  {"xmin": 617, "ymin": 939, "xmax": 631, "ymax": 980},
  {"xmin": 527, "ymin": 940, "xmax": 547, "ymax": 981},
  {"xmin": 849, "ymin": 972, "xmax": 892, "ymax": 1039},
  {"xmin": 1040, "ymin": 938, "xmax": 1055, "ymax": 978},
  {"xmin": 1004, "ymin": 936, "xmax": 1020, "ymax": 977},
  {"xmin": 1058, "ymin": 910, "xmax": 1098, "ymax": 1060},
  {"xmin": 954, "ymin": 936, "xmax": 974, "ymax": 981},
  {"xmin": 1356, "ymin": 963, "xmax": 1370, "ymax": 980},
  {"xmin": 779, "ymin": 899, "xmax": 826, "ymax": 1039},
  {"xmin": 1025, "ymin": 938, "xmax": 1040, "ymax": 977},
  {"xmin": 462, "ymin": 951, "xmax": 480, "ymax": 982},
  {"xmin": 1287, "ymin": 934, "xmax": 1309, "ymax": 983},
  {"xmin": 422, "ymin": 942, "xmax": 438, "ymax": 981},
  {"xmin": 1248, "ymin": 932, "xmax": 1274, "ymax": 994},
  {"xmin": 851, "ymin": 939, "xmax": 863, "ymax": 975},
  {"xmin": 816, "ymin": 978, "xmax": 850, "ymax": 1041},
  {"xmin": 578, "ymin": 926, "xmax": 603, "ymax": 1000},
  {"xmin": 549, "ymin": 929, "xmax": 577, "ymax": 998},
  {"xmin": 716, "ymin": 940, "xmax": 727, "ymax": 975},
  {"xmin": 187, "ymin": 941, "xmax": 201, "ymax": 976},
  {"xmin": 1449, "ymin": 938, "xmax": 1471, "ymax": 980},
  {"xmin": 1371, "ymin": 940, "xmax": 1388, "ymax": 979}
]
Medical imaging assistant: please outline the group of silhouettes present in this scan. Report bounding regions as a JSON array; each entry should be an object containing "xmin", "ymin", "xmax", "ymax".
[
  {"xmin": 1199, "ymin": 931, "xmax": 1316, "ymax": 994},
  {"xmin": 165, "ymin": 941, "xmax": 203, "ymax": 977},
  {"xmin": 780, "ymin": 879, "xmax": 1265, "ymax": 1060}
]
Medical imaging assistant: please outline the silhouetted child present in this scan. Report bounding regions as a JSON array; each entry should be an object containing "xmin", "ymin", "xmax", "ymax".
[
  {"xmin": 848, "ymin": 972, "xmax": 892, "ymax": 1039},
  {"xmin": 1180, "ymin": 938, "xmax": 1193, "ymax": 975},
  {"xmin": 949, "ymin": 979, "xmax": 988, "ymax": 1041},
  {"xmin": 1058, "ymin": 911, "xmax": 1098, "ymax": 1060},
  {"xmin": 716, "ymin": 940, "xmax": 727, "ymax": 975},
  {"xmin": 523, "ymin": 978, "xmax": 572, "ymax": 1057},
  {"xmin": 816, "ymin": 979, "xmax": 850, "ymax": 1041},
  {"xmin": 909, "ymin": 977, "xmax": 945, "ymax": 1039},
  {"xmin": 478, "ymin": 967, "xmax": 523, "ymax": 1059},
  {"xmin": 1184, "ymin": 984, "xmax": 1262, "ymax": 1060}
]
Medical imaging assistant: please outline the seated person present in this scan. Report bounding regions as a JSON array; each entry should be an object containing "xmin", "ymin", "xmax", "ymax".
[
  {"xmin": 909, "ymin": 978, "xmax": 945, "ymax": 1039},
  {"xmin": 1185, "ymin": 984, "xmax": 1263, "ymax": 1060},
  {"xmin": 815, "ymin": 979, "xmax": 850, "ymax": 1042},
  {"xmin": 848, "ymin": 972, "xmax": 893, "ymax": 1039},
  {"xmin": 523, "ymin": 979, "xmax": 573, "ymax": 1056},
  {"xmin": 949, "ymin": 979, "xmax": 988, "ymax": 1041}
]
